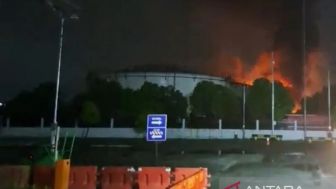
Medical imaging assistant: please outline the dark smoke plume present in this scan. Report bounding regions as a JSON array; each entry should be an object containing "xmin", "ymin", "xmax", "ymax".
[{"xmin": 273, "ymin": 0, "xmax": 320, "ymax": 97}]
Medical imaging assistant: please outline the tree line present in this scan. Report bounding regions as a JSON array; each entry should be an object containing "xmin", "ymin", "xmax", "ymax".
[{"xmin": 4, "ymin": 72, "xmax": 321, "ymax": 130}]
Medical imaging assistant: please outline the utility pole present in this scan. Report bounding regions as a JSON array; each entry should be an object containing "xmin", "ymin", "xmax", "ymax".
[
  {"xmin": 50, "ymin": 14, "xmax": 78, "ymax": 162},
  {"xmin": 271, "ymin": 52, "xmax": 275, "ymax": 135},
  {"xmin": 302, "ymin": 0, "xmax": 307, "ymax": 139},
  {"xmin": 51, "ymin": 16, "xmax": 65, "ymax": 162},
  {"xmin": 242, "ymin": 85, "xmax": 246, "ymax": 139},
  {"xmin": 328, "ymin": 70, "xmax": 331, "ymax": 131},
  {"xmin": 46, "ymin": 0, "xmax": 80, "ymax": 162}
]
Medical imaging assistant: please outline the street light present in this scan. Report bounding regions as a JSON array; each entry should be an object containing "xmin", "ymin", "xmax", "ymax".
[
  {"xmin": 51, "ymin": 13, "xmax": 79, "ymax": 162},
  {"xmin": 242, "ymin": 85, "xmax": 246, "ymax": 139},
  {"xmin": 53, "ymin": 13, "xmax": 79, "ymax": 126},
  {"xmin": 328, "ymin": 70, "xmax": 332, "ymax": 132},
  {"xmin": 302, "ymin": 0, "xmax": 307, "ymax": 140},
  {"xmin": 271, "ymin": 52, "xmax": 275, "ymax": 135}
]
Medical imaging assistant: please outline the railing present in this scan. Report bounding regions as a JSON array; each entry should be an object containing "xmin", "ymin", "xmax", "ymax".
[{"xmin": 0, "ymin": 127, "xmax": 334, "ymax": 140}]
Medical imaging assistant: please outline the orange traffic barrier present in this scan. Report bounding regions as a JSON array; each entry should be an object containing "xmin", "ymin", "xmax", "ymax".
[
  {"xmin": 0, "ymin": 165, "xmax": 30, "ymax": 189},
  {"xmin": 224, "ymin": 181, "xmax": 240, "ymax": 189},
  {"xmin": 54, "ymin": 159, "xmax": 71, "ymax": 189},
  {"xmin": 32, "ymin": 166, "xmax": 54, "ymax": 189},
  {"xmin": 101, "ymin": 167, "xmax": 134, "ymax": 189},
  {"xmin": 69, "ymin": 166, "xmax": 97, "ymax": 189},
  {"xmin": 168, "ymin": 168, "xmax": 208, "ymax": 189},
  {"xmin": 137, "ymin": 167, "xmax": 171, "ymax": 189},
  {"xmin": 199, "ymin": 168, "xmax": 208, "ymax": 187},
  {"xmin": 173, "ymin": 168, "xmax": 202, "ymax": 183}
]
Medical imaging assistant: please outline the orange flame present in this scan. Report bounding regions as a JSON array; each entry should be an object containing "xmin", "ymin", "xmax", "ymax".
[
  {"xmin": 227, "ymin": 52, "xmax": 294, "ymax": 89},
  {"xmin": 213, "ymin": 51, "xmax": 327, "ymax": 114},
  {"xmin": 241, "ymin": 52, "xmax": 299, "ymax": 113},
  {"xmin": 291, "ymin": 102, "xmax": 301, "ymax": 113},
  {"xmin": 213, "ymin": 52, "xmax": 297, "ymax": 112}
]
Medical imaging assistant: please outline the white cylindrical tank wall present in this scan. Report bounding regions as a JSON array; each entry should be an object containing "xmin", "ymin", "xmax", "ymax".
[{"xmin": 105, "ymin": 72, "xmax": 230, "ymax": 96}]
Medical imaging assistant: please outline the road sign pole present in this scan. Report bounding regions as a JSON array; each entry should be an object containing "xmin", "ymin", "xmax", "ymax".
[
  {"xmin": 155, "ymin": 141, "xmax": 158, "ymax": 165},
  {"xmin": 146, "ymin": 114, "xmax": 167, "ymax": 165}
]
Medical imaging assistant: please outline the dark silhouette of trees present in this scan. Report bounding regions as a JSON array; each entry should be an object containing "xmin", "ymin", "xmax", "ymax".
[
  {"xmin": 80, "ymin": 101, "xmax": 101, "ymax": 126},
  {"xmin": 190, "ymin": 81, "xmax": 241, "ymax": 128},
  {"xmin": 4, "ymin": 82, "xmax": 56, "ymax": 126},
  {"xmin": 246, "ymin": 78, "xmax": 294, "ymax": 129},
  {"xmin": 121, "ymin": 82, "xmax": 187, "ymax": 132},
  {"xmin": 3, "ymin": 73, "xmax": 295, "ymax": 129}
]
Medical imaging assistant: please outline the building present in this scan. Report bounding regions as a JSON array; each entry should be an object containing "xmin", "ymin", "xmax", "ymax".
[{"xmin": 279, "ymin": 114, "xmax": 329, "ymax": 130}]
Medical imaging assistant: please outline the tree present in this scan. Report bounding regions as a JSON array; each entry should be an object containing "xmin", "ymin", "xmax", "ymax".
[
  {"xmin": 190, "ymin": 81, "xmax": 214, "ymax": 116},
  {"xmin": 85, "ymin": 72, "xmax": 122, "ymax": 123},
  {"xmin": 120, "ymin": 82, "xmax": 187, "ymax": 132},
  {"xmin": 59, "ymin": 92, "xmax": 89, "ymax": 125},
  {"xmin": 80, "ymin": 101, "xmax": 101, "ymax": 126},
  {"xmin": 246, "ymin": 79, "xmax": 270, "ymax": 121},
  {"xmin": 163, "ymin": 86, "xmax": 188, "ymax": 127},
  {"xmin": 4, "ymin": 82, "xmax": 57, "ymax": 126},
  {"xmin": 119, "ymin": 88, "xmax": 139, "ymax": 119},
  {"xmin": 190, "ymin": 81, "xmax": 241, "ymax": 128},
  {"xmin": 246, "ymin": 78, "xmax": 294, "ymax": 123},
  {"xmin": 274, "ymin": 82, "xmax": 294, "ymax": 120},
  {"xmin": 132, "ymin": 82, "xmax": 165, "ymax": 132}
]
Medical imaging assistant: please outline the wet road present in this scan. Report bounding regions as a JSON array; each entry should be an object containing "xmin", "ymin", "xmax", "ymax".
[{"xmin": 0, "ymin": 138, "xmax": 336, "ymax": 188}]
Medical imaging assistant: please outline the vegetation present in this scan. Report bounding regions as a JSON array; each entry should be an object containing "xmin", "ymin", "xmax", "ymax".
[
  {"xmin": 246, "ymin": 78, "xmax": 294, "ymax": 129},
  {"xmin": 3, "ymin": 82, "xmax": 56, "ymax": 126},
  {"xmin": 2, "ymin": 73, "xmax": 297, "ymax": 130},
  {"xmin": 125, "ymin": 82, "xmax": 187, "ymax": 132},
  {"xmin": 80, "ymin": 101, "xmax": 101, "ymax": 126},
  {"xmin": 190, "ymin": 81, "xmax": 241, "ymax": 128}
]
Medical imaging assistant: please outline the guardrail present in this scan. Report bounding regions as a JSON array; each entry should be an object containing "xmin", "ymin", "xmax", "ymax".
[{"xmin": 0, "ymin": 127, "xmax": 335, "ymax": 140}]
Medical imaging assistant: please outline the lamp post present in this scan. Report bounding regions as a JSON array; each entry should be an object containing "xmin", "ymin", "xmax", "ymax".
[
  {"xmin": 242, "ymin": 85, "xmax": 246, "ymax": 139},
  {"xmin": 271, "ymin": 52, "xmax": 275, "ymax": 135},
  {"xmin": 51, "ymin": 13, "xmax": 79, "ymax": 162},
  {"xmin": 302, "ymin": 0, "xmax": 307, "ymax": 139},
  {"xmin": 328, "ymin": 70, "xmax": 331, "ymax": 132}
]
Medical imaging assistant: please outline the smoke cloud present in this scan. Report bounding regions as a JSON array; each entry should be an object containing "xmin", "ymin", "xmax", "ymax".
[
  {"xmin": 273, "ymin": 0, "xmax": 325, "ymax": 99},
  {"xmin": 198, "ymin": 0, "xmax": 326, "ymax": 108}
]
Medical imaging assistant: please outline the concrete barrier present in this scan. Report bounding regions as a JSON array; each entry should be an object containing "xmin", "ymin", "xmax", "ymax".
[{"xmin": 0, "ymin": 127, "xmax": 335, "ymax": 141}]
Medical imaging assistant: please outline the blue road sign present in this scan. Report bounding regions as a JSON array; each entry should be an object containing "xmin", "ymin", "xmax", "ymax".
[
  {"xmin": 147, "ymin": 127, "xmax": 166, "ymax": 141},
  {"xmin": 146, "ymin": 114, "xmax": 167, "ymax": 141}
]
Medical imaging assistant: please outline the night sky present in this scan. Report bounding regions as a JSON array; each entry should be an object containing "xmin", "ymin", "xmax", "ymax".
[{"xmin": 1, "ymin": 0, "xmax": 336, "ymax": 101}]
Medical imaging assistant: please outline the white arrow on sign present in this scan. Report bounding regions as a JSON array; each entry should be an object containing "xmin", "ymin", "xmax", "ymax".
[
  {"xmin": 151, "ymin": 120, "xmax": 162, "ymax": 125},
  {"xmin": 152, "ymin": 117, "xmax": 162, "ymax": 121}
]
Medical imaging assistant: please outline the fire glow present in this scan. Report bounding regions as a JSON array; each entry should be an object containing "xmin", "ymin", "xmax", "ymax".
[
  {"xmin": 216, "ymin": 51, "xmax": 327, "ymax": 113},
  {"xmin": 232, "ymin": 52, "xmax": 293, "ymax": 88}
]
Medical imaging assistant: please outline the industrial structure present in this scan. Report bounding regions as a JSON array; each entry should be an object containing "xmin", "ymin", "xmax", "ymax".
[{"xmin": 103, "ymin": 71, "xmax": 234, "ymax": 96}]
